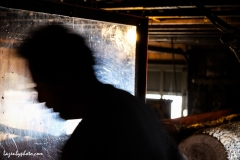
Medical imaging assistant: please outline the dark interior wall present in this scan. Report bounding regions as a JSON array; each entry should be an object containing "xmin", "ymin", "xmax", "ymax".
[{"xmin": 187, "ymin": 45, "xmax": 240, "ymax": 115}]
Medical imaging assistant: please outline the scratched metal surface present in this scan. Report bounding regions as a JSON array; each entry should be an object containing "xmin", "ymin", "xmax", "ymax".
[{"xmin": 0, "ymin": 6, "xmax": 136, "ymax": 159}]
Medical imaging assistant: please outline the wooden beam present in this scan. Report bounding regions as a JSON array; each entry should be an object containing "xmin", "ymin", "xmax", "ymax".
[{"xmin": 96, "ymin": 0, "xmax": 240, "ymax": 9}]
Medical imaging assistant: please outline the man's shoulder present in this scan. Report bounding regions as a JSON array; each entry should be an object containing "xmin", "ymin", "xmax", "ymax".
[
  {"xmin": 99, "ymin": 84, "xmax": 136, "ymax": 99},
  {"xmin": 95, "ymin": 83, "xmax": 144, "ymax": 111}
]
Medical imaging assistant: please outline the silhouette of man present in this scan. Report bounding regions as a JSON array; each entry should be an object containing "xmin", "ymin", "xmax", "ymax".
[{"xmin": 17, "ymin": 25, "xmax": 185, "ymax": 160}]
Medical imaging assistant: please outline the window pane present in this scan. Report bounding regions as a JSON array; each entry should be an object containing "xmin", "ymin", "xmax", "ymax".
[
  {"xmin": 147, "ymin": 72, "xmax": 160, "ymax": 91},
  {"xmin": 162, "ymin": 95, "xmax": 182, "ymax": 119},
  {"xmin": 163, "ymin": 72, "xmax": 182, "ymax": 92},
  {"xmin": 0, "ymin": 5, "xmax": 138, "ymax": 157}
]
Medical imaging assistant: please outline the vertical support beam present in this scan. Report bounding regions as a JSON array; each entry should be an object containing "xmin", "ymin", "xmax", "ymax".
[
  {"xmin": 160, "ymin": 70, "xmax": 164, "ymax": 97},
  {"xmin": 135, "ymin": 17, "xmax": 148, "ymax": 103}
]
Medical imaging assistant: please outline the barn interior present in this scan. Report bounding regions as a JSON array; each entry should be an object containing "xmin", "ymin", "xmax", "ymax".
[
  {"xmin": 89, "ymin": 0, "xmax": 240, "ymax": 118},
  {"xmin": 0, "ymin": 0, "xmax": 240, "ymax": 159}
]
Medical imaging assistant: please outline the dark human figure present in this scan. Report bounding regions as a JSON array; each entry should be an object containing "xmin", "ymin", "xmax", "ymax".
[{"xmin": 17, "ymin": 25, "xmax": 185, "ymax": 160}]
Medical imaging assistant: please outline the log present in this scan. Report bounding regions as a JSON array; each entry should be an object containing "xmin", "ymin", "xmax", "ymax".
[
  {"xmin": 179, "ymin": 134, "xmax": 227, "ymax": 160},
  {"xmin": 160, "ymin": 112, "xmax": 240, "ymax": 144},
  {"xmin": 179, "ymin": 121, "xmax": 240, "ymax": 160},
  {"xmin": 160, "ymin": 109, "xmax": 233, "ymax": 126}
]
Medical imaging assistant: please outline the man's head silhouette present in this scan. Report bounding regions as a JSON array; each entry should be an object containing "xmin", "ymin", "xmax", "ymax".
[{"xmin": 18, "ymin": 25, "xmax": 99, "ymax": 119}]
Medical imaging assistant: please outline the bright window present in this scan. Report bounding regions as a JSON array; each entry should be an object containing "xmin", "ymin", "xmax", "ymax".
[
  {"xmin": 162, "ymin": 95, "xmax": 182, "ymax": 119},
  {"xmin": 146, "ymin": 94, "xmax": 161, "ymax": 99}
]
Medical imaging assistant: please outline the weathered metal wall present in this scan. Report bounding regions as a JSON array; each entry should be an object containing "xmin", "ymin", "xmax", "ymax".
[{"xmin": 0, "ymin": 6, "xmax": 137, "ymax": 159}]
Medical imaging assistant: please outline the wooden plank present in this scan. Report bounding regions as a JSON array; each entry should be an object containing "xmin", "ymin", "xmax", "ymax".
[{"xmin": 160, "ymin": 109, "xmax": 233, "ymax": 126}]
